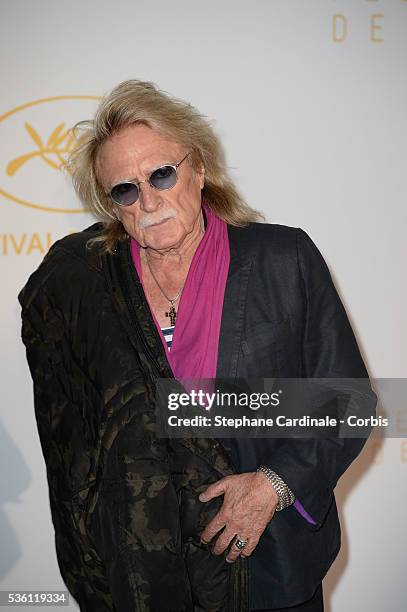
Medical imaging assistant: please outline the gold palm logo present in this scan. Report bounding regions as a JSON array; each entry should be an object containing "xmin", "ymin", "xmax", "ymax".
[
  {"xmin": 0, "ymin": 95, "xmax": 98, "ymax": 212},
  {"xmin": 6, "ymin": 122, "xmax": 77, "ymax": 176}
]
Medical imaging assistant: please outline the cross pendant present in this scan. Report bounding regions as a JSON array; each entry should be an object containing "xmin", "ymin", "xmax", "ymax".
[{"xmin": 165, "ymin": 305, "xmax": 177, "ymax": 326}]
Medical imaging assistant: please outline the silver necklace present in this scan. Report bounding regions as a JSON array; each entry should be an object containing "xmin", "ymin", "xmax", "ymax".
[
  {"xmin": 144, "ymin": 212, "xmax": 205, "ymax": 326},
  {"xmin": 145, "ymin": 257, "xmax": 184, "ymax": 326}
]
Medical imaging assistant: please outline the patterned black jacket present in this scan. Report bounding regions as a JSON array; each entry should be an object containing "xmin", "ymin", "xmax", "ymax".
[{"xmin": 18, "ymin": 218, "xmax": 376, "ymax": 610}]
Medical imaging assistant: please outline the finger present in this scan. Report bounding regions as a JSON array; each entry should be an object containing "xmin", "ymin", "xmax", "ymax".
[
  {"xmin": 198, "ymin": 477, "xmax": 228, "ymax": 503},
  {"xmin": 234, "ymin": 536, "xmax": 260, "ymax": 559},
  {"xmin": 211, "ymin": 528, "xmax": 237, "ymax": 556},
  {"xmin": 200, "ymin": 513, "xmax": 228, "ymax": 544},
  {"xmin": 225, "ymin": 536, "xmax": 251, "ymax": 563}
]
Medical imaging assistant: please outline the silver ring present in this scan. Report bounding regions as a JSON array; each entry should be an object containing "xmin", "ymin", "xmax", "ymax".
[{"xmin": 234, "ymin": 537, "xmax": 248, "ymax": 550}]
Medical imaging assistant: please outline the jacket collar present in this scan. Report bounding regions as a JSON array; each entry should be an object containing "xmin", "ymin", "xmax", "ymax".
[{"xmin": 217, "ymin": 224, "xmax": 256, "ymax": 378}]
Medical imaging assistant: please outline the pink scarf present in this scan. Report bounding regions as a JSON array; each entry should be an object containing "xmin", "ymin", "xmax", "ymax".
[{"xmin": 130, "ymin": 200, "xmax": 230, "ymax": 380}]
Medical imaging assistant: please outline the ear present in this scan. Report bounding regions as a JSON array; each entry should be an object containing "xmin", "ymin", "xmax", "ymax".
[{"xmin": 196, "ymin": 163, "xmax": 205, "ymax": 190}]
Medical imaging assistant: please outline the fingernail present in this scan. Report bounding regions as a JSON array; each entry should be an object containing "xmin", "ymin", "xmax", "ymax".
[{"xmin": 225, "ymin": 558, "xmax": 234, "ymax": 563}]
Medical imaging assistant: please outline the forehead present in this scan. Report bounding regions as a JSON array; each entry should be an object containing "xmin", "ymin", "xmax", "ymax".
[{"xmin": 96, "ymin": 123, "xmax": 183, "ymax": 186}]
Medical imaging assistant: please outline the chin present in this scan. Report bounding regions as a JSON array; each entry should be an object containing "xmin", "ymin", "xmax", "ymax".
[
  {"xmin": 145, "ymin": 225, "xmax": 182, "ymax": 250},
  {"xmin": 146, "ymin": 234, "xmax": 180, "ymax": 252}
]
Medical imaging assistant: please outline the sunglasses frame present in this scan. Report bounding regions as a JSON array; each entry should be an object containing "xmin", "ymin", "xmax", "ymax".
[{"xmin": 108, "ymin": 151, "xmax": 191, "ymax": 207}]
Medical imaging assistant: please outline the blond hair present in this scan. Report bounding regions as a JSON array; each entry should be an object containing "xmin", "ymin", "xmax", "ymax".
[{"xmin": 67, "ymin": 79, "xmax": 265, "ymax": 253}]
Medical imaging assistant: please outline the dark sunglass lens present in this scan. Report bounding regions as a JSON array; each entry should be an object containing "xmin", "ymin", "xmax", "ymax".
[
  {"xmin": 150, "ymin": 166, "xmax": 177, "ymax": 190},
  {"xmin": 110, "ymin": 183, "xmax": 139, "ymax": 206}
]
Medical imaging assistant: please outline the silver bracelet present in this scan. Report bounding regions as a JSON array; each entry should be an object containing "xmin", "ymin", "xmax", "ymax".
[{"xmin": 257, "ymin": 465, "xmax": 295, "ymax": 511}]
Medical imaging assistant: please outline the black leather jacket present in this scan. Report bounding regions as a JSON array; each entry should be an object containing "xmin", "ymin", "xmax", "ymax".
[{"xmin": 18, "ymin": 218, "xmax": 376, "ymax": 610}]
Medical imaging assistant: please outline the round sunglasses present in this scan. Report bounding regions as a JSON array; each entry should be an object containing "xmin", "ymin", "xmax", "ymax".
[{"xmin": 108, "ymin": 151, "xmax": 191, "ymax": 207}]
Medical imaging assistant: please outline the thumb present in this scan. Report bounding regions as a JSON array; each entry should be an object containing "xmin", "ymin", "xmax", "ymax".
[{"xmin": 199, "ymin": 478, "xmax": 227, "ymax": 502}]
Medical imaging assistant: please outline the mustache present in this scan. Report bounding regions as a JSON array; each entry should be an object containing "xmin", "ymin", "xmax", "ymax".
[{"xmin": 138, "ymin": 210, "xmax": 177, "ymax": 229}]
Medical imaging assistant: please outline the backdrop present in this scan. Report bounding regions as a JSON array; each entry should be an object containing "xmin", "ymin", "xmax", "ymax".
[{"xmin": 1, "ymin": 1, "xmax": 406, "ymax": 610}]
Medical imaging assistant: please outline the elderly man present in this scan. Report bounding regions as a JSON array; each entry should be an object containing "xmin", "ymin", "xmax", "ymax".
[{"xmin": 18, "ymin": 80, "xmax": 375, "ymax": 611}]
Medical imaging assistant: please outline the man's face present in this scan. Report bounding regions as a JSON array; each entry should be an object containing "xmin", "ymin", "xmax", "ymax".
[{"xmin": 96, "ymin": 123, "xmax": 205, "ymax": 251}]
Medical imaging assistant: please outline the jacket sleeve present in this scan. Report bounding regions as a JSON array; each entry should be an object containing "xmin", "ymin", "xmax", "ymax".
[
  {"xmin": 18, "ymin": 271, "xmax": 114, "ymax": 611},
  {"xmin": 265, "ymin": 228, "xmax": 377, "ymax": 529}
]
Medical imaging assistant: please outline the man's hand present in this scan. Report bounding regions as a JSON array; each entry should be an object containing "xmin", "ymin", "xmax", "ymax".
[{"xmin": 198, "ymin": 471, "xmax": 279, "ymax": 563}]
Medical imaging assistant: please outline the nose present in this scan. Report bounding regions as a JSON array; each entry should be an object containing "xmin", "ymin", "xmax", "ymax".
[{"xmin": 138, "ymin": 180, "xmax": 161, "ymax": 213}]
